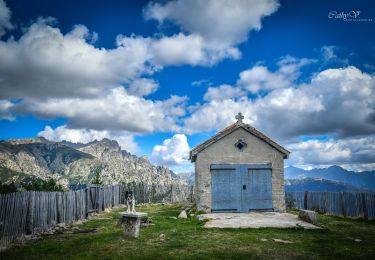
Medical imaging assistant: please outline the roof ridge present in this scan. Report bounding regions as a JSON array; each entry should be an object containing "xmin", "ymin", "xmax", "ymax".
[{"xmin": 189, "ymin": 122, "xmax": 290, "ymax": 162}]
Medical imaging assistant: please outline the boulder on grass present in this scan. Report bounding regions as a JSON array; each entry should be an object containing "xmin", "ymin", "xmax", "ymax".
[
  {"xmin": 298, "ymin": 209, "xmax": 317, "ymax": 224},
  {"xmin": 178, "ymin": 210, "xmax": 187, "ymax": 219}
]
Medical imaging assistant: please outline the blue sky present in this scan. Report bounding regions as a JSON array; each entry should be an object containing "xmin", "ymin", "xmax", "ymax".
[{"xmin": 0, "ymin": 0, "xmax": 374, "ymax": 172}]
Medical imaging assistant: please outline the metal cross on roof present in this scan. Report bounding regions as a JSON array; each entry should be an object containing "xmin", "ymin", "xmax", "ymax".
[{"xmin": 235, "ymin": 112, "xmax": 244, "ymax": 123}]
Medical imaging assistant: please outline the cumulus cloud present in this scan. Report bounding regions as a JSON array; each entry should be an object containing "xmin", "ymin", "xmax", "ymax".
[
  {"xmin": 287, "ymin": 139, "xmax": 351, "ymax": 166},
  {"xmin": 319, "ymin": 45, "xmax": 349, "ymax": 65},
  {"xmin": 150, "ymin": 33, "xmax": 205, "ymax": 66},
  {"xmin": 185, "ymin": 66, "xmax": 375, "ymax": 140},
  {"xmin": 192, "ymin": 79, "xmax": 212, "ymax": 87},
  {"xmin": 0, "ymin": 99, "xmax": 14, "ymax": 120},
  {"xmin": 144, "ymin": 0, "xmax": 279, "ymax": 47},
  {"xmin": 16, "ymin": 87, "xmax": 186, "ymax": 133},
  {"xmin": 287, "ymin": 135, "xmax": 375, "ymax": 169},
  {"xmin": 0, "ymin": 17, "xmax": 194, "ymax": 133},
  {"xmin": 38, "ymin": 125, "xmax": 138, "ymax": 153},
  {"xmin": 0, "ymin": 21, "xmax": 152, "ymax": 100},
  {"xmin": 237, "ymin": 56, "xmax": 314, "ymax": 93},
  {"xmin": 0, "ymin": 1, "xmax": 281, "ymax": 134},
  {"xmin": 184, "ymin": 98, "xmax": 254, "ymax": 134},
  {"xmin": 127, "ymin": 78, "xmax": 159, "ymax": 97},
  {"xmin": 151, "ymin": 134, "xmax": 190, "ymax": 166},
  {"xmin": 184, "ymin": 63, "xmax": 375, "ymax": 169},
  {"xmin": 204, "ymin": 84, "xmax": 245, "ymax": 101},
  {"xmin": 0, "ymin": 0, "xmax": 13, "ymax": 37},
  {"xmin": 144, "ymin": 0, "xmax": 279, "ymax": 65}
]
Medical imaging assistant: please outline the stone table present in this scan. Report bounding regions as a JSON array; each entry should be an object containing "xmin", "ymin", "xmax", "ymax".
[{"xmin": 119, "ymin": 212, "xmax": 148, "ymax": 238}]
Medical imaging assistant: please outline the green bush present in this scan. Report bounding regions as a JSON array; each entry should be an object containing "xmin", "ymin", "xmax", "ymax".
[
  {"xmin": 20, "ymin": 178, "xmax": 65, "ymax": 192},
  {"xmin": 0, "ymin": 181, "xmax": 17, "ymax": 193},
  {"xmin": 0, "ymin": 178, "xmax": 66, "ymax": 193}
]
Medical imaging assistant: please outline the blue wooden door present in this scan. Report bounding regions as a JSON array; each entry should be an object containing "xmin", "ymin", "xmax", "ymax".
[
  {"xmin": 211, "ymin": 164, "xmax": 272, "ymax": 212},
  {"xmin": 211, "ymin": 166, "xmax": 241, "ymax": 212},
  {"xmin": 241, "ymin": 168, "xmax": 273, "ymax": 211}
]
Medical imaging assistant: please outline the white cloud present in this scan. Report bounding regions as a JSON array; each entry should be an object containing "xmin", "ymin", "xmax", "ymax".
[
  {"xmin": 144, "ymin": 0, "xmax": 279, "ymax": 48},
  {"xmin": 184, "ymin": 63, "xmax": 375, "ymax": 169},
  {"xmin": 0, "ymin": 0, "xmax": 13, "ymax": 37},
  {"xmin": 0, "ymin": 99, "xmax": 14, "ymax": 120},
  {"xmin": 0, "ymin": 17, "xmax": 198, "ymax": 134},
  {"xmin": 287, "ymin": 139, "xmax": 351, "ymax": 165},
  {"xmin": 17, "ymin": 87, "xmax": 186, "ymax": 133},
  {"xmin": 237, "ymin": 56, "xmax": 313, "ymax": 93},
  {"xmin": 0, "ymin": 1, "xmax": 281, "ymax": 132},
  {"xmin": 117, "ymin": 31, "xmax": 240, "ymax": 67},
  {"xmin": 127, "ymin": 78, "xmax": 159, "ymax": 97},
  {"xmin": 286, "ymin": 135, "xmax": 375, "ymax": 169},
  {"xmin": 319, "ymin": 45, "xmax": 349, "ymax": 65},
  {"xmin": 339, "ymin": 163, "xmax": 375, "ymax": 172},
  {"xmin": 204, "ymin": 84, "xmax": 245, "ymax": 101},
  {"xmin": 237, "ymin": 65, "xmax": 289, "ymax": 92},
  {"xmin": 38, "ymin": 125, "xmax": 138, "ymax": 153},
  {"xmin": 192, "ymin": 79, "xmax": 212, "ymax": 87},
  {"xmin": 151, "ymin": 134, "xmax": 190, "ymax": 166},
  {"xmin": 150, "ymin": 33, "xmax": 205, "ymax": 66},
  {"xmin": 0, "ymin": 20, "xmax": 153, "ymax": 100},
  {"xmin": 144, "ymin": 0, "xmax": 279, "ymax": 65},
  {"xmin": 184, "ymin": 98, "xmax": 255, "ymax": 134},
  {"xmin": 185, "ymin": 65, "xmax": 375, "ymax": 139}
]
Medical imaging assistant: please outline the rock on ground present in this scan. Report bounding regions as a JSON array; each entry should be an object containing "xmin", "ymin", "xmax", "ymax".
[
  {"xmin": 298, "ymin": 209, "xmax": 317, "ymax": 224},
  {"xmin": 273, "ymin": 238, "xmax": 293, "ymax": 244},
  {"xmin": 178, "ymin": 210, "xmax": 187, "ymax": 219}
]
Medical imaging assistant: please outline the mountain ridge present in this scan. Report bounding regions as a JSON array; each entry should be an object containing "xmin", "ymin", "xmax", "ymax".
[
  {"xmin": 285, "ymin": 177, "xmax": 361, "ymax": 192},
  {"xmin": 0, "ymin": 137, "xmax": 186, "ymax": 187},
  {"xmin": 285, "ymin": 165, "xmax": 375, "ymax": 191}
]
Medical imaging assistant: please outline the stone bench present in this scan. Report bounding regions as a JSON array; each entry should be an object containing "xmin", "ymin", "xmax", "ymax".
[{"xmin": 119, "ymin": 212, "xmax": 148, "ymax": 238}]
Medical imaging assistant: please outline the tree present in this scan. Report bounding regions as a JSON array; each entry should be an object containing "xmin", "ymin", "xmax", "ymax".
[
  {"xmin": 91, "ymin": 165, "xmax": 103, "ymax": 185},
  {"xmin": 0, "ymin": 181, "xmax": 17, "ymax": 193},
  {"xmin": 21, "ymin": 178, "xmax": 65, "ymax": 192}
]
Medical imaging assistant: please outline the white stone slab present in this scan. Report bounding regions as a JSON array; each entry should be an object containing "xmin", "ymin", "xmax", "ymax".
[
  {"xmin": 119, "ymin": 212, "xmax": 148, "ymax": 218},
  {"xmin": 199, "ymin": 212, "xmax": 320, "ymax": 229}
]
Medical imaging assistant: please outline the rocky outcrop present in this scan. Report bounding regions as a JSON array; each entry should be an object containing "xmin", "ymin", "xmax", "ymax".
[
  {"xmin": 178, "ymin": 172, "xmax": 195, "ymax": 186},
  {"xmin": 0, "ymin": 137, "xmax": 186, "ymax": 188}
]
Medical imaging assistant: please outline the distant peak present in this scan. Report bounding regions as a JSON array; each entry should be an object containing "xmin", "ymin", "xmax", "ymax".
[
  {"xmin": 6, "ymin": 136, "xmax": 50, "ymax": 145},
  {"xmin": 86, "ymin": 138, "xmax": 121, "ymax": 152},
  {"xmin": 98, "ymin": 138, "xmax": 118, "ymax": 146},
  {"xmin": 36, "ymin": 136, "xmax": 49, "ymax": 142},
  {"xmin": 327, "ymin": 165, "xmax": 345, "ymax": 170},
  {"xmin": 286, "ymin": 165, "xmax": 301, "ymax": 169}
]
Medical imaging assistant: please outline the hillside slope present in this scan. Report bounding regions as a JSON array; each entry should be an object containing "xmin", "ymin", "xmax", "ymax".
[{"xmin": 0, "ymin": 137, "xmax": 185, "ymax": 187}]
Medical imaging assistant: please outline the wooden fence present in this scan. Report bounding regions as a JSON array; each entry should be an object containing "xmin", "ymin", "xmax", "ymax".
[
  {"xmin": 0, "ymin": 184, "xmax": 192, "ymax": 245},
  {"xmin": 286, "ymin": 191, "xmax": 375, "ymax": 220}
]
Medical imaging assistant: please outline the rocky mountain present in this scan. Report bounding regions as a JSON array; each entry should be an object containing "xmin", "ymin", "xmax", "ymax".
[
  {"xmin": 285, "ymin": 178, "xmax": 360, "ymax": 192},
  {"xmin": 0, "ymin": 137, "xmax": 186, "ymax": 187},
  {"xmin": 285, "ymin": 165, "xmax": 375, "ymax": 191},
  {"xmin": 177, "ymin": 172, "xmax": 195, "ymax": 186}
]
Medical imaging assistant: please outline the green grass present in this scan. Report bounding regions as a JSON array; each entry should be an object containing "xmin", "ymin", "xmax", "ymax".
[{"xmin": 2, "ymin": 204, "xmax": 375, "ymax": 259}]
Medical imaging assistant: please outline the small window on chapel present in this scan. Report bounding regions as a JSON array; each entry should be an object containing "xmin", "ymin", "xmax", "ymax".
[{"xmin": 235, "ymin": 139, "xmax": 247, "ymax": 151}]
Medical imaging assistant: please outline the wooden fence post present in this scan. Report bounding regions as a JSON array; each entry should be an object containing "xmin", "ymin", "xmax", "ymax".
[
  {"xmin": 25, "ymin": 191, "xmax": 34, "ymax": 235},
  {"xmin": 361, "ymin": 193, "xmax": 368, "ymax": 220},
  {"xmin": 340, "ymin": 192, "xmax": 346, "ymax": 217},
  {"xmin": 304, "ymin": 191, "xmax": 308, "ymax": 210},
  {"xmin": 322, "ymin": 192, "xmax": 327, "ymax": 214}
]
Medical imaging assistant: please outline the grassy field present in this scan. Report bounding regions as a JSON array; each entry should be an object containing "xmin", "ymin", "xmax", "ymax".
[{"xmin": 1, "ymin": 204, "xmax": 375, "ymax": 259}]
